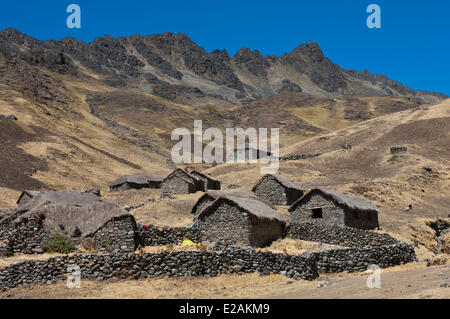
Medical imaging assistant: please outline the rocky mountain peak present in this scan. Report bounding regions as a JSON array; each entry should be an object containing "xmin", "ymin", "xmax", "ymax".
[
  {"xmin": 290, "ymin": 41, "xmax": 325, "ymax": 63},
  {"xmin": 232, "ymin": 47, "xmax": 270, "ymax": 78},
  {"xmin": 0, "ymin": 28, "xmax": 445, "ymax": 104}
]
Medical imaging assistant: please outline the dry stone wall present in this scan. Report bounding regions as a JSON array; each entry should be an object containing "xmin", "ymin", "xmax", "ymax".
[
  {"xmin": 287, "ymin": 222, "xmax": 399, "ymax": 247},
  {"xmin": 290, "ymin": 194, "xmax": 345, "ymax": 225},
  {"xmin": 310, "ymin": 242, "xmax": 417, "ymax": 273},
  {"xmin": 279, "ymin": 153, "xmax": 322, "ymax": 161},
  {"xmin": 252, "ymin": 177, "xmax": 288, "ymax": 205},
  {"xmin": 199, "ymin": 202, "xmax": 252, "ymax": 246},
  {"xmin": 92, "ymin": 216, "xmax": 138, "ymax": 253},
  {"xmin": 161, "ymin": 177, "xmax": 196, "ymax": 195},
  {"xmin": 0, "ymin": 246, "xmax": 319, "ymax": 291},
  {"xmin": 0, "ymin": 216, "xmax": 137, "ymax": 257},
  {"xmin": 138, "ymin": 226, "xmax": 200, "ymax": 246},
  {"xmin": 0, "ymin": 215, "xmax": 50, "ymax": 256}
]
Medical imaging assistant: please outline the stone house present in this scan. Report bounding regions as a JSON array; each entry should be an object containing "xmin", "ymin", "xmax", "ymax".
[
  {"xmin": 191, "ymin": 191, "xmax": 224, "ymax": 216},
  {"xmin": 197, "ymin": 194, "xmax": 286, "ymax": 247},
  {"xmin": 110, "ymin": 175, "xmax": 164, "ymax": 193},
  {"xmin": 288, "ymin": 188, "xmax": 379, "ymax": 230},
  {"xmin": 191, "ymin": 190, "xmax": 260, "ymax": 216},
  {"xmin": 16, "ymin": 190, "xmax": 40, "ymax": 207},
  {"xmin": 0, "ymin": 191, "xmax": 138, "ymax": 255},
  {"xmin": 190, "ymin": 171, "xmax": 221, "ymax": 191},
  {"xmin": 160, "ymin": 169, "xmax": 202, "ymax": 195},
  {"xmin": 252, "ymin": 174, "xmax": 304, "ymax": 205}
]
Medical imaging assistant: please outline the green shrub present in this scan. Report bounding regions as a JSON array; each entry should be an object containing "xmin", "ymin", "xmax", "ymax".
[{"xmin": 42, "ymin": 234, "xmax": 76, "ymax": 254}]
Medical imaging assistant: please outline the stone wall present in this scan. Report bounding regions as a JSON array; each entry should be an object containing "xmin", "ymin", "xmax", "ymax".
[
  {"xmin": 0, "ymin": 215, "xmax": 50, "ymax": 256},
  {"xmin": 110, "ymin": 181, "xmax": 161, "ymax": 193},
  {"xmin": 310, "ymin": 243, "xmax": 417, "ymax": 273},
  {"xmin": 0, "ymin": 246, "xmax": 319, "ymax": 291},
  {"xmin": 290, "ymin": 194, "xmax": 345, "ymax": 225},
  {"xmin": 161, "ymin": 176, "xmax": 197, "ymax": 195},
  {"xmin": 252, "ymin": 177, "xmax": 288, "ymax": 205},
  {"xmin": 279, "ymin": 153, "xmax": 322, "ymax": 161},
  {"xmin": 92, "ymin": 216, "xmax": 138, "ymax": 253},
  {"xmin": 0, "ymin": 209, "xmax": 28, "ymax": 233},
  {"xmin": 0, "ymin": 218, "xmax": 419, "ymax": 292},
  {"xmin": 390, "ymin": 146, "xmax": 407, "ymax": 154},
  {"xmin": 287, "ymin": 222, "xmax": 399, "ymax": 248},
  {"xmin": 138, "ymin": 226, "xmax": 201, "ymax": 246},
  {"xmin": 289, "ymin": 222, "xmax": 417, "ymax": 273},
  {"xmin": 248, "ymin": 214, "xmax": 285, "ymax": 247},
  {"xmin": 199, "ymin": 202, "xmax": 251, "ymax": 246},
  {"xmin": 344, "ymin": 208, "xmax": 379, "ymax": 230},
  {"xmin": 1, "ymin": 215, "xmax": 138, "ymax": 257}
]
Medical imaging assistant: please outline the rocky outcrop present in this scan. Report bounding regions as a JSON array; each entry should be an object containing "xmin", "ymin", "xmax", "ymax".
[
  {"xmin": 131, "ymin": 36, "xmax": 183, "ymax": 80},
  {"xmin": 152, "ymin": 83, "xmax": 205, "ymax": 101},
  {"xmin": 232, "ymin": 47, "xmax": 270, "ymax": 78},
  {"xmin": 277, "ymin": 79, "xmax": 303, "ymax": 93},
  {"xmin": 0, "ymin": 28, "xmax": 446, "ymax": 103},
  {"xmin": 280, "ymin": 41, "xmax": 347, "ymax": 93}
]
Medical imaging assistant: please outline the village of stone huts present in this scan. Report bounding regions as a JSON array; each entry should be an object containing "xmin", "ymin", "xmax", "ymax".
[{"xmin": 0, "ymin": 169, "xmax": 417, "ymax": 291}]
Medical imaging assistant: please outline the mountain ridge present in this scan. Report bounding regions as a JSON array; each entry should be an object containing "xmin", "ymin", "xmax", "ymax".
[{"xmin": 0, "ymin": 28, "xmax": 446, "ymax": 105}]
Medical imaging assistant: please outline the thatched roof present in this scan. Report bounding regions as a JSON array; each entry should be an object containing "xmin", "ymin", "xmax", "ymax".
[
  {"xmin": 14, "ymin": 190, "xmax": 133, "ymax": 238},
  {"xmin": 191, "ymin": 191, "xmax": 251, "ymax": 214},
  {"xmin": 197, "ymin": 193, "xmax": 285, "ymax": 223},
  {"xmin": 163, "ymin": 169, "xmax": 200, "ymax": 185},
  {"xmin": 252, "ymin": 174, "xmax": 303, "ymax": 191},
  {"xmin": 110, "ymin": 175, "xmax": 163, "ymax": 187},
  {"xmin": 192, "ymin": 190, "xmax": 277, "ymax": 214},
  {"xmin": 289, "ymin": 188, "xmax": 379, "ymax": 214},
  {"xmin": 16, "ymin": 190, "xmax": 41, "ymax": 204},
  {"xmin": 190, "ymin": 170, "xmax": 220, "ymax": 183}
]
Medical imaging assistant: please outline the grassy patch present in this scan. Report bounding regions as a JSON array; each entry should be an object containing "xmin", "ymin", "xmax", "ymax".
[{"xmin": 42, "ymin": 234, "xmax": 76, "ymax": 254}]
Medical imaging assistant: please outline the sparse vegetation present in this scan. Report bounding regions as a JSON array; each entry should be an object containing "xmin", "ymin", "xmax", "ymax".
[{"xmin": 42, "ymin": 235, "xmax": 76, "ymax": 254}]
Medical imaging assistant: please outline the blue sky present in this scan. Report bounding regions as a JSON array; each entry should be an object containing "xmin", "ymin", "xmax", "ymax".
[{"xmin": 1, "ymin": 0, "xmax": 449, "ymax": 95}]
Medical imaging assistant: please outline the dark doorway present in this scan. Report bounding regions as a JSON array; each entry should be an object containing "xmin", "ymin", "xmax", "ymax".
[{"xmin": 312, "ymin": 208, "xmax": 323, "ymax": 219}]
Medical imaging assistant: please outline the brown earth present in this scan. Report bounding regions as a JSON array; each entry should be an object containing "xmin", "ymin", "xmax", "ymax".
[{"xmin": 0, "ymin": 263, "xmax": 447, "ymax": 299}]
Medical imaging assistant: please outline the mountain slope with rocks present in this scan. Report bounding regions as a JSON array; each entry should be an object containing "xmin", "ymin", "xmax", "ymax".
[{"xmin": 0, "ymin": 28, "xmax": 446, "ymax": 105}]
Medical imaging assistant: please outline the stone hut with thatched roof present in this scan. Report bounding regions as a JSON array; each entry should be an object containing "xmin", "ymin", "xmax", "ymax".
[
  {"xmin": 252, "ymin": 174, "xmax": 304, "ymax": 205},
  {"xmin": 1, "ymin": 190, "xmax": 138, "ymax": 255},
  {"xmin": 110, "ymin": 175, "xmax": 163, "ymax": 193},
  {"xmin": 197, "ymin": 193, "xmax": 286, "ymax": 247},
  {"xmin": 288, "ymin": 188, "xmax": 379, "ymax": 230},
  {"xmin": 16, "ymin": 190, "xmax": 41, "ymax": 207},
  {"xmin": 191, "ymin": 190, "xmax": 263, "ymax": 216},
  {"xmin": 190, "ymin": 171, "xmax": 221, "ymax": 191},
  {"xmin": 160, "ymin": 169, "xmax": 202, "ymax": 195}
]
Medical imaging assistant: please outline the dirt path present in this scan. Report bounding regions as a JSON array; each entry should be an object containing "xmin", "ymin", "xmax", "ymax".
[{"xmin": 265, "ymin": 264, "xmax": 450, "ymax": 299}]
